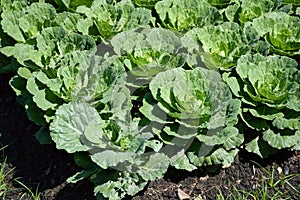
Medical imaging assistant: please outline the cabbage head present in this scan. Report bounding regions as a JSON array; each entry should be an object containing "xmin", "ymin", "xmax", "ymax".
[{"xmin": 223, "ymin": 54, "xmax": 300, "ymax": 157}]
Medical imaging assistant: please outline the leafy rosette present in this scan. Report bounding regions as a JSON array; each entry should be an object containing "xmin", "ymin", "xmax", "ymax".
[
  {"xmin": 50, "ymin": 77, "xmax": 168, "ymax": 200},
  {"xmin": 140, "ymin": 68, "xmax": 243, "ymax": 167},
  {"xmin": 249, "ymin": 12, "xmax": 300, "ymax": 56},
  {"xmin": 9, "ymin": 52, "xmax": 126, "ymax": 133},
  {"xmin": 1, "ymin": 26, "xmax": 96, "ymax": 68},
  {"xmin": 109, "ymin": 28, "xmax": 187, "ymax": 85},
  {"xmin": 6, "ymin": 30, "xmax": 125, "ymax": 143},
  {"xmin": 155, "ymin": 0, "xmax": 223, "ymax": 32},
  {"xmin": 0, "ymin": 1, "xmax": 97, "ymax": 72},
  {"xmin": 76, "ymin": 0, "xmax": 154, "ymax": 40},
  {"xmin": 1, "ymin": 2, "xmax": 56, "ymax": 43},
  {"xmin": 223, "ymin": 54, "xmax": 300, "ymax": 157},
  {"xmin": 225, "ymin": 0, "xmax": 280, "ymax": 24},
  {"xmin": 0, "ymin": 1, "xmax": 92, "ymax": 42},
  {"xmin": 183, "ymin": 22, "xmax": 251, "ymax": 70},
  {"xmin": 4, "ymin": 26, "xmax": 98, "ymax": 135}
]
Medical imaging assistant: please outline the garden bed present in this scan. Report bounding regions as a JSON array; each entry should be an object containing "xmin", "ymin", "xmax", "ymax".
[{"xmin": 1, "ymin": 73, "xmax": 299, "ymax": 200}]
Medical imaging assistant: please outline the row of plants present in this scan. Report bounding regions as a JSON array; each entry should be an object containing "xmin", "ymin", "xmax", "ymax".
[{"xmin": 0, "ymin": 0, "xmax": 299, "ymax": 199}]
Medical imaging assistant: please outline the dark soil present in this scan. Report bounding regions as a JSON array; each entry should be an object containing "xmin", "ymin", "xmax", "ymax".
[{"xmin": 1, "ymin": 73, "xmax": 299, "ymax": 200}]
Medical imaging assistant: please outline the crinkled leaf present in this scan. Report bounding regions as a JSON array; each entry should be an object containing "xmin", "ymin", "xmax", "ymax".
[
  {"xmin": 170, "ymin": 150, "xmax": 196, "ymax": 171},
  {"xmin": 26, "ymin": 77, "xmax": 58, "ymax": 111},
  {"xmin": 50, "ymin": 102, "xmax": 101, "ymax": 153},
  {"xmin": 36, "ymin": 27, "xmax": 95, "ymax": 65},
  {"xmin": 133, "ymin": 0, "xmax": 160, "ymax": 8},
  {"xmin": 111, "ymin": 28, "xmax": 186, "ymax": 79},
  {"xmin": 246, "ymin": 107, "xmax": 284, "ymax": 120},
  {"xmin": 236, "ymin": 54, "xmax": 300, "ymax": 111},
  {"xmin": 196, "ymin": 127, "xmax": 243, "ymax": 151},
  {"xmin": 54, "ymin": 12, "xmax": 83, "ymax": 33},
  {"xmin": 1, "ymin": 3, "xmax": 56, "ymax": 41},
  {"xmin": 0, "ymin": 44, "xmax": 43, "ymax": 67},
  {"xmin": 94, "ymin": 172, "xmax": 147, "ymax": 200},
  {"xmin": 76, "ymin": 0, "xmax": 153, "ymax": 39},
  {"xmin": 225, "ymin": 0, "xmax": 280, "ymax": 24},
  {"xmin": 147, "ymin": 68, "xmax": 236, "ymax": 129},
  {"xmin": 272, "ymin": 117, "xmax": 300, "ymax": 130},
  {"xmin": 263, "ymin": 129, "xmax": 300, "ymax": 149},
  {"xmin": 91, "ymin": 150, "xmax": 135, "ymax": 169},
  {"xmin": 188, "ymin": 148, "xmax": 239, "ymax": 166},
  {"xmin": 137, "ymin": 153, "xmax": 169, "ymax": 181}
]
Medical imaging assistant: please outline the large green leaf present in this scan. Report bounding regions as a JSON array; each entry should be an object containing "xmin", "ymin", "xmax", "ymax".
[
  {"xmin": 50, "ymin": 102, "xmax": 101, "ymax": 153},
  {"xmin": 263, "ymin": 129, "xmax": 300, "ymax": 150},
  {"xmin": 170, "ymin": 150, "xmax": 197, "ymax": 171},
  {"xmin": 136, "ymin": 153, "xmax": 169, "ymax": 181},
  {"xmin": 188, "ymin": 148, "xmax": 239, "ymax": 166},
  {"xmin": 91, "ymin": 150, "xmax": 135, "ymax": 169}
]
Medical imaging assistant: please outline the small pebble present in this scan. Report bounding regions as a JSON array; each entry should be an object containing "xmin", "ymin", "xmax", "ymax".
[
  {"xmin": 277, "ymin": 166, "xmax": 282, "ymax": 174},
  {"xmin": 284, "ymin": 165, "xmax": 289, "ymax": 175}
]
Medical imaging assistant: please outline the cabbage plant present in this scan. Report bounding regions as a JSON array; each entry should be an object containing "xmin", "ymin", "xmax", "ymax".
[
  {"xmin": 110, "ymin": 28, "xmax": 187, "ymax": 84},
  {"xmin": 155, "ymin": 0, "xmax": 223, "ymax": 32},
  {"xmin": 223, "ymin": 53, "xmax": 300, "ymax": 157},
  {"xmin": 140, "ymin": 68, "xmax": 243, "ymax": 167},
  {"xmin": 76, "ymin": 0, "xmax": 154, "ymax": 40},
  {"xmin": 250, "ymin": 11, "xmax": 300, "ymax": 56},
  {"xmin": 183, "ymin": 22, "xmax": 251, "ymax": 70},
  {"xmin": 225, "ymin": 0, "xmax": 280, "ymax": 24},
  {"xmin": 51, "ymin": 84, "xmax": 169, "ymax": 199}
]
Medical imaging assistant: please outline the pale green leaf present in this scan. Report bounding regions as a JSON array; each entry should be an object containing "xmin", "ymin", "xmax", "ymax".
[
  {"xmin": 91, "ymin": 150, "xmax": 135, "ymax": 169},
  {"xmin": 50, "ymin": 102, "xmax": 101, "ymax": 153},
  {"xmin": 170, "ymin": 150, "xmax": 197, "ymax": 171},
  {"xmin": 263, "ymin": 129, "xmax": 300, "ymax": 149}
]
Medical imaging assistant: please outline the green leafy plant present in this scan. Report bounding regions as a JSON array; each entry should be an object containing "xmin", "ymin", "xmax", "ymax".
[
  {"xmin": 1, "ymin": 0, "xmax": 299, "ymax": 199},
  {"xmin": 250, "ymin": 11, "xmax": 300, "ymax": 56},
  {"xmin": 225, "ymin": 0, "xmax": 281, "ymax": 24},
  {"xmin": 155, "ymin": 0, "xmax": 223, "ymax": 32},
  {"xmin": 76, "ymin": 0, "xmax": 154, "ymax": 40},
  {"xmin": 140, "ymin": 67, "xmax": 243, "ymax": 167},
  {"xmin": 110, "ymin": 28, "xmax": 187, "ymax": 81},
  {"xmin": 183, "ymin": 22, "xmax": 253, "ymax": 70},
  {"xmin": 223, "ymin": 53, "xmax": 300, "ymax": 157}
]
